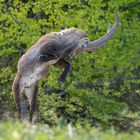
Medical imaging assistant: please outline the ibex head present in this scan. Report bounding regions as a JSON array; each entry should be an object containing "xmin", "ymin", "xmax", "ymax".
[{"xmin": 12, "ymin": 13, "xmax": 120, "ymax": 123}]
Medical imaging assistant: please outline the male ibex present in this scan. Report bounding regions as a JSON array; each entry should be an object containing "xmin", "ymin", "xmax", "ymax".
[{"xmin": 12, "ymin": 13, "xmax": 120, "ymax": 123}]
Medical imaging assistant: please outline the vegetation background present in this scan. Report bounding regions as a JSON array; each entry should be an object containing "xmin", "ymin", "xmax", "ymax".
[{"xmin": 0, "ymin": 0, "xmax": 140, "ymax": 139}]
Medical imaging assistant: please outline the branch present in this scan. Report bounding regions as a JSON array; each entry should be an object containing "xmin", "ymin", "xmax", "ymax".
[{"xmin": 4, "ymin": 2, "xmax": 21, "ymax": 26}]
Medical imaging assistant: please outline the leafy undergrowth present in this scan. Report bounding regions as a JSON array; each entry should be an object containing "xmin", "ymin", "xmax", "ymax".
[
  {"xmin": 0, "ymin": 1, "xmax": 140, "ymax": 138},
  {"xmin": 0, "ymin": 121, "xmax": 140, "ymax": 140}
]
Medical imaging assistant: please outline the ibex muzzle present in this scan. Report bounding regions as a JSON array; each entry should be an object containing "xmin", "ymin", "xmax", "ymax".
[{"xmin": 12, "ymin": 13, "xmax": 120, "ymax": 123}]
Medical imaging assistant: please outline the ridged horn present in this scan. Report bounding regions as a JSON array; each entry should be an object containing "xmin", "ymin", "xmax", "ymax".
[{"xmin": 76, "ymin": 12, "xmax": 120, "ymax": 54}]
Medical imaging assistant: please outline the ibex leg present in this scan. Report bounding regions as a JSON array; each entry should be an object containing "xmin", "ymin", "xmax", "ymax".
[
  {"xmin": 25, "ymin": 82, "xmax": 38, "ymax": 123},
  {"xmin": 12, "ymin": 72, "xmax": 22, "ymax": 121}
]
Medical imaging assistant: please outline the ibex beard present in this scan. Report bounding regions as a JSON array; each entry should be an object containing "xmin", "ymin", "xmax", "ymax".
[{"xmin": 12, "ymin": 13, "xmax": 120, "ymax": 123}]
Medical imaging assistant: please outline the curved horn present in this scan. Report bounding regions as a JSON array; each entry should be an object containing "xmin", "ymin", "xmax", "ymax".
[{"xmin": 76, "ymin": 12, "xmax": 120, "ymax": 54}]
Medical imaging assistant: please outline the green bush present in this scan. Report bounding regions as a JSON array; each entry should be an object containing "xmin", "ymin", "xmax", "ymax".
[
  {"xmin": 0, "ymin": 121, "xmax": 140, "ymax": 140},
  {"xmin": 0, "ymin": 0, "xmax": 139, "ymax": 130}
]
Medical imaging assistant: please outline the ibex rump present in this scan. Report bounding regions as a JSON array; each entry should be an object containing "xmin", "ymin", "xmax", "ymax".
[{"xmin": 12, "ymin": 13, "xmax": 120, "ymax": 123}]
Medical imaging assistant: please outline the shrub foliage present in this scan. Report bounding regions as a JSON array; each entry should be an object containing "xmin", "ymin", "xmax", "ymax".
[{"xmin": 0, "ymin": 0, "xmax": 140, "ymax": 130}]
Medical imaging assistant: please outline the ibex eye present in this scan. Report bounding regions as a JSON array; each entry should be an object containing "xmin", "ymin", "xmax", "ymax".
[
  {"xmin": 48, "ymin": 54, "xmax": 54, "ymax": 57},
  {"xmin": 39, "ymin": 54, "xmax": 48, "ymax": 61}
]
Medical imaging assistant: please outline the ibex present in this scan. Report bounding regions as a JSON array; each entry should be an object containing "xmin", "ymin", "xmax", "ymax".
[{"xmin": 12, "ymin": 13, "xmax": 120, "ymax": 123}]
